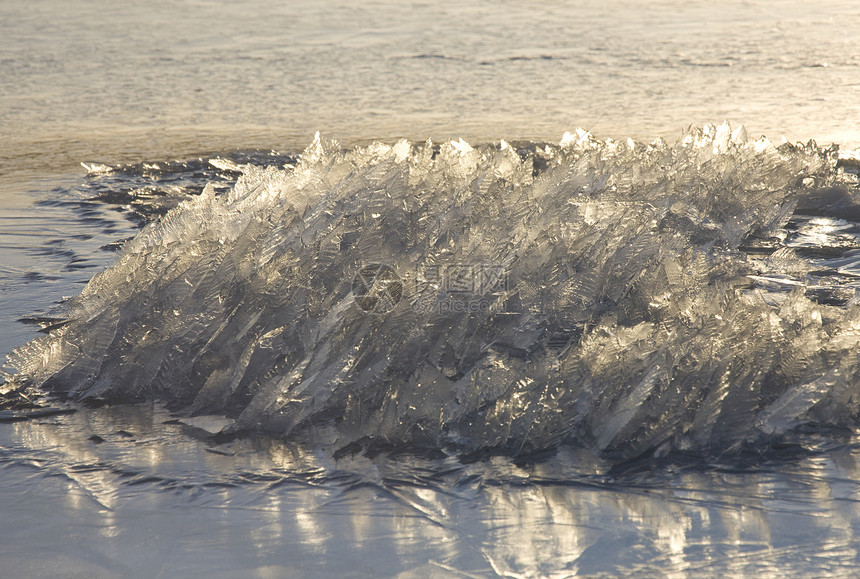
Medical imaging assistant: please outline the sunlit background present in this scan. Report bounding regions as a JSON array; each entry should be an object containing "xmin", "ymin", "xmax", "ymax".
[{"xmin": 2, "ymin": 0, "xmax": 859, "ymax": 182}]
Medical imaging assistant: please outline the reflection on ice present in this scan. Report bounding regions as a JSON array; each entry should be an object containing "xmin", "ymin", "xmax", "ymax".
[
  {"xmin": 787, "ymin": 216, "xmax": 860, "ymax": 251},
  {"xmin": 2, "ymin": 404, "xmax": 860, "ymax": 576}
]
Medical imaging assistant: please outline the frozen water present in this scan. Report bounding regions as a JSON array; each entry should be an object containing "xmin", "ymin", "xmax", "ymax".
[{"xmin": 5, "ymin": 125, "xmax": 860, "ymax": 461}]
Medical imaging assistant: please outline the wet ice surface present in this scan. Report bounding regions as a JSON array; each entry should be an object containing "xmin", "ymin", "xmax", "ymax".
[
  {"xmin": 4, "ymin": 129, "xmax": 860, "ymax": 576},
  {"xmin": 3, "ymin": 403, "xmax": 860, "ymax": 578},
  {"xmin": 5, "ymin": 405, "xmax": 860, "ymax": 577}
]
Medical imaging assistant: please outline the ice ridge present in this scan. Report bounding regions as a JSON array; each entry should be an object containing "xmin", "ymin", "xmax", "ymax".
[{"xmin": 5, "ymin": 125, "xmax": 860, "ymax": 460}]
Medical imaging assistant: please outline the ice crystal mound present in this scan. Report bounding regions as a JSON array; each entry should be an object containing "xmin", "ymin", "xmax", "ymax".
[{"xmin": 6, "ymin": 125, "xmax": 860, "ymax": 460}]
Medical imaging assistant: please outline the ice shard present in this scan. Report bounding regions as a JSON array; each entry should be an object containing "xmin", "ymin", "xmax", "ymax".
[{"xmin": 5, "ymin": 126, "xmax": 860, "ymax": 460}]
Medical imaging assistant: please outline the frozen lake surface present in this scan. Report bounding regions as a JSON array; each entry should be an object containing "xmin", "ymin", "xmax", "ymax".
[
  {"xmin": 3, "ymin": 1, "xmax": 860, "ymax": 576},
  {"xmin": 4, "ymin": 402, "xmax": 860, "ymax": 577}
]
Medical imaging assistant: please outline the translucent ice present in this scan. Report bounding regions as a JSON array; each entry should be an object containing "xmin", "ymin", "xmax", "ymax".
[{"xmin": 6, "ymin": 126, "xmax": 860, "ymax": 460}]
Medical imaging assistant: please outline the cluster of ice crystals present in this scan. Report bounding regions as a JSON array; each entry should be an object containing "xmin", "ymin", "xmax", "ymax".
[{"xmin": 6, "ymin": 126, "xmax": 860, "ymax": 460}]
